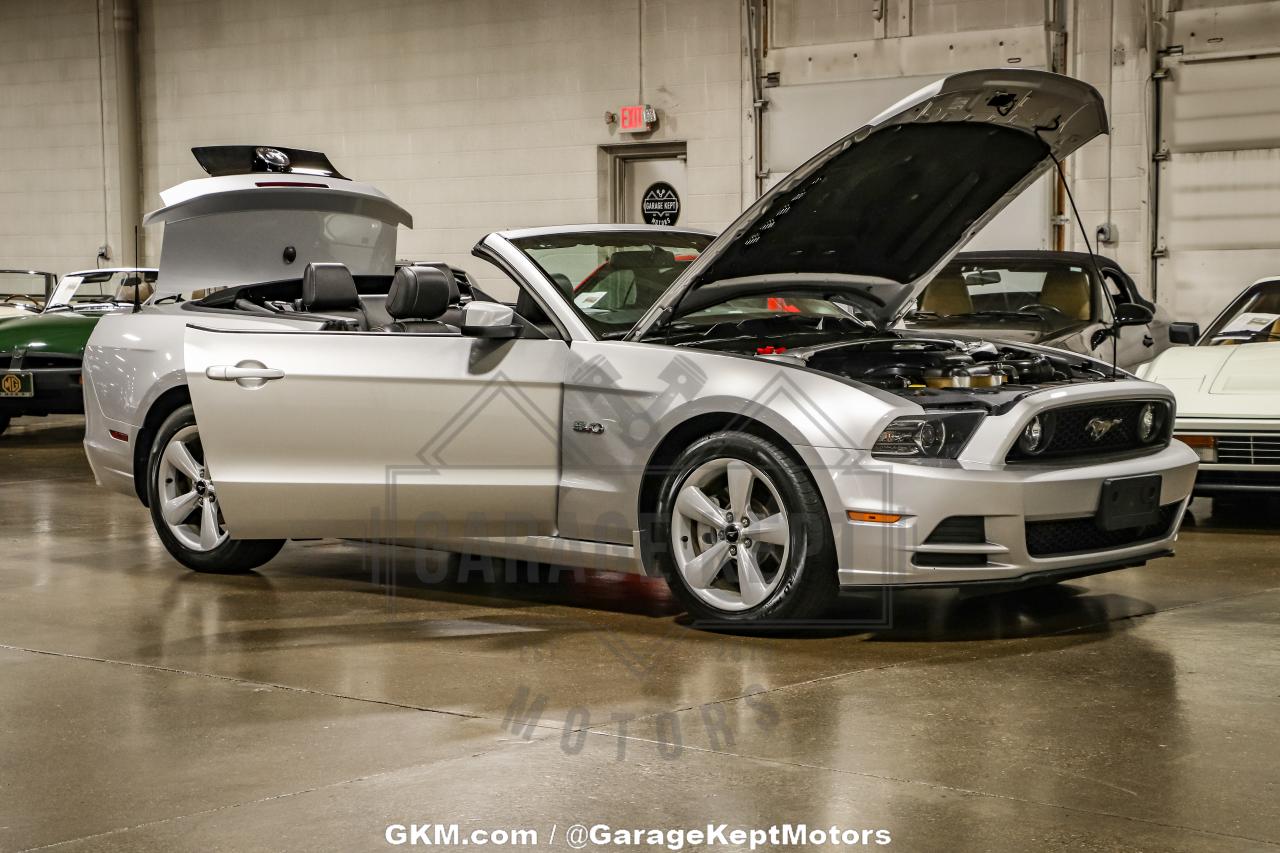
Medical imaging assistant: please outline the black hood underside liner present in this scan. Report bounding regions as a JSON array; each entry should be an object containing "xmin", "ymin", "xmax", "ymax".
[{"xmin": 692, "ymin": 123, "xmax": 1049, "ymax": 289}]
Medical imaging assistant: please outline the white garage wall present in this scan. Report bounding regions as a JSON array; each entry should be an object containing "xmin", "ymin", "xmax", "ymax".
[
  {"xmin": 0, "ymin": 0, "xmax": 119, "ymax": 274},
  {"xmin": 5, "ymin": 0, "xmax": 1280, "ymax": 314},
  {"xmin": 135, "ymin": 0, "xmax": 747, "ymax": 296}
]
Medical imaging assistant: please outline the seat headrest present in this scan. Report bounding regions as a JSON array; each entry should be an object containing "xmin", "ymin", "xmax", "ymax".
[
  {"xmin": 115, "ymin": 280, "xmax": 154, "ymax": 304},
  {"xmin": 1040, "ymin": 270, "xmax": 1092, "ymax": 321},
  {"xmin": 609, "ymin": 249, "xmax": 677, "ymax": 270},
  {"xmin": 302, "ymin": 263, "xmax": 359, "ymax": 312},
  {"xmin": 386, "ymin": 265, "xmax": 458, "ymax": 320},
  {"xmin": 920, "ymin": 275, "xmax": 972, "ymax": 315}
]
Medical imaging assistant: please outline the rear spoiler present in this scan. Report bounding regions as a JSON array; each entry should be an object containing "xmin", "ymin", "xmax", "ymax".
[{"xmin": 192, "ymin": 146, "xmax": 348, "ymax": 180}]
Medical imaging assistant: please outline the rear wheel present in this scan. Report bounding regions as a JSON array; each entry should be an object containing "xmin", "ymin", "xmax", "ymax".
[
  {"xmin": 146, "ymin": 404, "xmax": 284, "ymax": 573},
  {"xmin": 654, "ymin": 431, "xmax": 837, "ymax": 623}
]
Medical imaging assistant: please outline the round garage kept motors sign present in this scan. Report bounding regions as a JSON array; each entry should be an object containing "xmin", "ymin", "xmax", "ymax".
[{"xmin": 641, "ymin": 182, "xmax": 681, "ymax": 226}]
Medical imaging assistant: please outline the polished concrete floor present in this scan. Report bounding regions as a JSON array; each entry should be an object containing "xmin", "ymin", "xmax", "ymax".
[{"xmin": 2, "ymin": 416, "xmax": 1279, "ymax": 852}]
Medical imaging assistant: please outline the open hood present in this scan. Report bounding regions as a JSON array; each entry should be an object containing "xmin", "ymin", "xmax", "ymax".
[{"xmin": 628, "ymin": 69, "xmax": 1106, "ymax": 339}]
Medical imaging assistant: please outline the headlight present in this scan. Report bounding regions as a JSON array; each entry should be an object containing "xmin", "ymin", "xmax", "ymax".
[
  {"xmin": 1137, "ymin": 402, "xmax": 1166, "ymax": 443},
  {"xmin": 872, "ymin": 412, "xmax": 985, "ymax": 459},
  {"xmin": 1017, "ymin": 413, "xmax": 1056, "ymax": 456}
]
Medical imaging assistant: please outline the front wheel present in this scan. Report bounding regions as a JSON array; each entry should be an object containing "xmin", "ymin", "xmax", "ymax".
[
  {"xmin": 654, "ymin": 430, "xmax": 837, "ymax": 624},
  {"xmin": 146, "ymin": 404, "xmax": 284, "ymax": 573}
]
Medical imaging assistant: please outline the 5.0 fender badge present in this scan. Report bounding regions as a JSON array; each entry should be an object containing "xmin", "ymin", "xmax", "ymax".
[{"xmin": 572, "ymin": 421, "xmax": 605, "ymax": 435}]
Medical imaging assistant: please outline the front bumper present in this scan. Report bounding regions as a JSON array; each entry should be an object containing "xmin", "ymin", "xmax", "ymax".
[
  {"xmin": 1173, "ymin": 418, "xmax": 1280, "ymax": 495},
  {"xmin": 0, "ymin": 367, "xmax": 84, "ymax": 418},
  {"xmin": 805, "ymin": 441, "xmax": 1199, "ymax": 587}
]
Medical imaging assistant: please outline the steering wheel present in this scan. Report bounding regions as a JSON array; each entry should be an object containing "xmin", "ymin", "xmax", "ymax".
[
  {"xmin": 1, "ymin": 296, "xmax": 38, "ymax": 308},
  {"xmin": 1016, "ymin": 302, "xmax": 1067, "ymax": 320}
]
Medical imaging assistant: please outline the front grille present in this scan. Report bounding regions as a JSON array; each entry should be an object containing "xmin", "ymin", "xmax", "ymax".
[
  {"xmin": 1025, "ymin": 503, "xmax": 1180, "ymax": 558},
  {"xmin": 925, "ymin": 516, "xmax": 986, "ymax": 544},
  {"xmin": 22, "ymin": 354, "xmax": 79, "ymax": 369},
  {"xmin": 1007, "ymin": 400, "xmax": 1172, "ymax": 462},
  {"xmin": 1214, "ymin": 434, "xmax": 1280, "ymax": 465}
]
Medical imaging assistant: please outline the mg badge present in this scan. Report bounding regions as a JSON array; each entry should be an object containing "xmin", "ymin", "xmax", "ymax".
[
  {"xmin": 1, "ymin": 375, "xmax": 21, "ymax": 395},
  {"xmin": 1086, "ymin": 416, "xmax": 1123, "ymax": 441}
]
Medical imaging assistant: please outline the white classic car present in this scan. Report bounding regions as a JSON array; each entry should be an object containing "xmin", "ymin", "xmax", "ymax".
[
  {"xmin": 1139, "ymin": 278, "xmax": 1280, "ymax": 498},
  {"xmin": 83, "ymin": 70, "xmax": 1198, "ymax": 624}
]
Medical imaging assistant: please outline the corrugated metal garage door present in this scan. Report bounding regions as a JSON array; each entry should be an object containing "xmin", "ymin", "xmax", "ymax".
[{"xmin": 1157, "ymin": 52, "xmax": 1280, "ymax": 323}]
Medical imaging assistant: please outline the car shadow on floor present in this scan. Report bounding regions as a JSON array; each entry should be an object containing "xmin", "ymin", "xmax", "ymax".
[
  {"xmin": 0, "ymin": 417, "xmax": 84, "ymax": 446},
  {"xmin": 1186, "ymin": 495, "xmax": 1280, "ymax": 535},
  {"xmin": 262, "ymin": 545, "xmax": 1148, "ymax": 644}
]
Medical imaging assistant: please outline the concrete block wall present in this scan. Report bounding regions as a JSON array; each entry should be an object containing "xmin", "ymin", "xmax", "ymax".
[
  {"xmin": 0, "ymin": 0, "xmax": 117, "ymax": 274},
  {"xmin": 136, "ymin": 0, "xmax": 745, "ymax": 295},
  {"xmin": 1068, "ymin": 0, "xmax": 1155, "ymax": 294}
]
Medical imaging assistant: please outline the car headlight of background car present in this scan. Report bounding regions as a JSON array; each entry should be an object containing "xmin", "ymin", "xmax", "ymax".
[{"xmin": 871, "ymin": 412, "xmax": 985, "ymax": 459}]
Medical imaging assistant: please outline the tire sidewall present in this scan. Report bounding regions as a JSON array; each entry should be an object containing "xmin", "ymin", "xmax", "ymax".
[
  {"xmin": 654, "ymin": 431, "xmax": 834, "ymax": 623},
  {"xmin": 146, "ymin": 404, "xmax": 281, "ymax": 573}
]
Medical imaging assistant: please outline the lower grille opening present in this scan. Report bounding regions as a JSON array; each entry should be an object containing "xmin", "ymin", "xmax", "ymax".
[
  {"xmin": 912, "ymin": 552, "xmax": 989, "ymax": 568},
  {"xmin": 925, "ymin": 516, "xmax": 986, "ymax": 544},
  {"xmin": 1025, "ymin": 503, "xmax": 1180, "ymax": 558}
]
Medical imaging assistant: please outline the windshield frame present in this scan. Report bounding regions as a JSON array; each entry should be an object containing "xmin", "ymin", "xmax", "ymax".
[
  {"xmin": 504, "ymin": 228, "xmax": 716, "ymax": 340},
  {"xmin": 45, "ymin": 269, "xmax": 159, "ymax": 312},
  {"xmin": 1200, "ymin": 278, "xmax": 1280, "ymax": 346},
  {"xmin": 902, "ymin": 255, "xmax": 1103, "ymax": 336},
  {"xmin": 0, "ymin": 270, "xmax": 57, "ymax": 303}
]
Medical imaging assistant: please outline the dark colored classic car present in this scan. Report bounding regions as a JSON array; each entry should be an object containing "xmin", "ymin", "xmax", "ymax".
[
  {"xmin": 901, "ymin": 250, "xmax": 1179, "ymax": 370},
  {"xmin": 0, "ymin": 268, "xmax": 156, "ymax": 436}
]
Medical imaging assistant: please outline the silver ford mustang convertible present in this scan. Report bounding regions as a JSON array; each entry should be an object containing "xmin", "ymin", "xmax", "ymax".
[{"xmin": 83, "ymin": 70, "xmax": 1198, "ymax": 622}]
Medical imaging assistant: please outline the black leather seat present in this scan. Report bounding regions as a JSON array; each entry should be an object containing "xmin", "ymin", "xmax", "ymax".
[
  {"xmin": 375, "ymin": 265, "xmax": 459, "ymax": 333},
  {"xmin": 301, "ymin": 262, "xmax": 367, "ymax": 329}
]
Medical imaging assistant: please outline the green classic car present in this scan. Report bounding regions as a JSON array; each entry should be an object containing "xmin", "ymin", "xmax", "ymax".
[{"xmin": 0, "ymin": 268, "xmax": 157, "ymax": 436}]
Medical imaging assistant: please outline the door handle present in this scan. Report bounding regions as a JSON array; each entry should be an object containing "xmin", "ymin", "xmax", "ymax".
[
  {"xmin": 206, "ymin": 366, "xmax": 285, "ymax": 381},
  {"xmin": 206, "ymin": 362, "xmax": 285, "ymax": 388}
]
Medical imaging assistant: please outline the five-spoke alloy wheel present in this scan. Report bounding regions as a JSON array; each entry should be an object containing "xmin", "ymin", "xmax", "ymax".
[
  {"xmin": 655, "ymin": 430, "xmax": 837, "ymax": 623},
  {"xmin": 146, "ymin": 404, "xmax": 284, "ymax": 573}
]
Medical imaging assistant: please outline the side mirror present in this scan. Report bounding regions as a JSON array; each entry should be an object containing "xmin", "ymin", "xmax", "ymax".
[
  {"xmin": 1169, "ymin": 321, "xmax": 1201, "ymax": 345},
  {"xmin": 461, "ymin": 300, "xmax": 523, "ymax": 339},
  {"xmin": 1113, "ymin": 302, "xmax": 1154, "ymax": 327}
]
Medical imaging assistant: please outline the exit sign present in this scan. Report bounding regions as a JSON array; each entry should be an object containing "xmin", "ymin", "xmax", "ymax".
[{"xmin": 619, "ymin": 104, "xmax": 656, "ymax": 132}]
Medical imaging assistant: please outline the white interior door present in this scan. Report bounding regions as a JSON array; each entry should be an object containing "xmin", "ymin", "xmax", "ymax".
[
  {"xmin": 185, "ymin": 327, "xmax": 568, "ymax": 541},
  {"xmin": 621, "ymin": 157, "xmax": 688, "ymax": 226}
]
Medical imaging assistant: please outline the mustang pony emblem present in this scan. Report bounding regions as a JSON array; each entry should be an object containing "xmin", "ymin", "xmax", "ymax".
[{"xmin": 1086, "ymin": 416, "xmax": 1123, "ymax": 441}]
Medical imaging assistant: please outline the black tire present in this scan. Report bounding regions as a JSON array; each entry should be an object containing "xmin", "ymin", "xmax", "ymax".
[
  {"xmin": 146, "ymin": 404, "xmax": 285, "ymax": 573},
  {"xmin": 0, "ymin": 415, "xmax": 9, "ymax": 437},
  {"xmin": 653, "ymin": 430, "xmax": 838, "ymax": 624}
]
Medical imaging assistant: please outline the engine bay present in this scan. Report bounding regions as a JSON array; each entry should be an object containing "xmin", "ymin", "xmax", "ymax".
[{"xmin": 679, "ymin": 319, "xmax": 1114, "ymax": 412}]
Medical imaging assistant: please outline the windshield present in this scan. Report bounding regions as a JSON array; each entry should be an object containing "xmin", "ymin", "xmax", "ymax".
[
  {"xmin": 1202, "ymin": 281, "xmax": 1280, "ymax": 346},
  {"xmin": 903, "ymin": 258, "xmax": 1098, "ymax": 335},
  {"xmin": 0, "ymin": 272, "xmax": 53, "ymax": 304},
  {"xmin": 47, "ymin": 270, "xmax": 158, "ymax": 311},
  {"xmin": 511, "ymin": 232, "xmax": 714, "ymax": 337}
]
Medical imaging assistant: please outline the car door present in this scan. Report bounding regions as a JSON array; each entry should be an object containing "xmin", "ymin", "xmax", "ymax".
[{"xmin": 185, "ymin": 325, "xmax": 568, "ymax": 542}]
